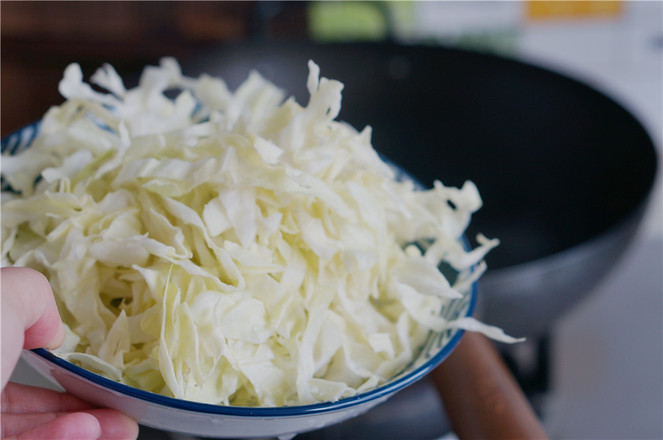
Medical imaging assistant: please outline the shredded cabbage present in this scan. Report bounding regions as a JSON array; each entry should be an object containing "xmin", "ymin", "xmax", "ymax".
[{"xmin": 1, "ymin": 58, "xmax": 515, "ymax": 407}]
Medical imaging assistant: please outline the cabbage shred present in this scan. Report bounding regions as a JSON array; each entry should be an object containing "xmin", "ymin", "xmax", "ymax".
[{"xmin": 1, "ymin": 59, "xmax": 507, "ymax": 406}]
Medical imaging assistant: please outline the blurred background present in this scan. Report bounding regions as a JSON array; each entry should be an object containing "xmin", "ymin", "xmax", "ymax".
[{"xmin": 3, "ymin": 1, "xmax": 661, "ymax": 439}]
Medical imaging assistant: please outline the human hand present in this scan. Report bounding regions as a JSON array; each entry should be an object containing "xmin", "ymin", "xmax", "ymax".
[{"xmin": 1, "ymin": 267, "xmax": 139, "ymax": 439}]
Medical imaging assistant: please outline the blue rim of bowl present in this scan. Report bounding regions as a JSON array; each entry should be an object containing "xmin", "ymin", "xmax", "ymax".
[{"xmin": 5, "ymin": 121, "xmax": 476, "ymax": 416}]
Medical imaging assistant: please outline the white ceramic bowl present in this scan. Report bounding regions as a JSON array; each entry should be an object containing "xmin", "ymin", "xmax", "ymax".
[{"xmin": 6, "ymin": 123, "xmax": 476, "ymax": 438}]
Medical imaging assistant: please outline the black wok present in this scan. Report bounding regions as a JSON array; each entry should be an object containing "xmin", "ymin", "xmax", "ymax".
[{"xmin": 184, "ymin": 41, "xmax": 658, "ymax": 339}]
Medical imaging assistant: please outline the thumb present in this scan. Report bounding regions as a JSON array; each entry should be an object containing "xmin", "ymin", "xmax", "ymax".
[{"xmin": 1, "ymin": 267, "xmax": 64, "ymax": 388}]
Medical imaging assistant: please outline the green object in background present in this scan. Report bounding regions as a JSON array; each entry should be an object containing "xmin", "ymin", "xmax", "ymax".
[
  {"xmin": 308, "ymin": 1, "xmax": 402, "ymax": 42},
  {"xmin": 307, "ymin": 1, "xmax": 517, "ymax": 55}
]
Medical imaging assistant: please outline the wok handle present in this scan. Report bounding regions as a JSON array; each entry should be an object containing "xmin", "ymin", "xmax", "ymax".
[{"xmin": 431, "ymin": 332, "xmax": 548, "ymax": 440}]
